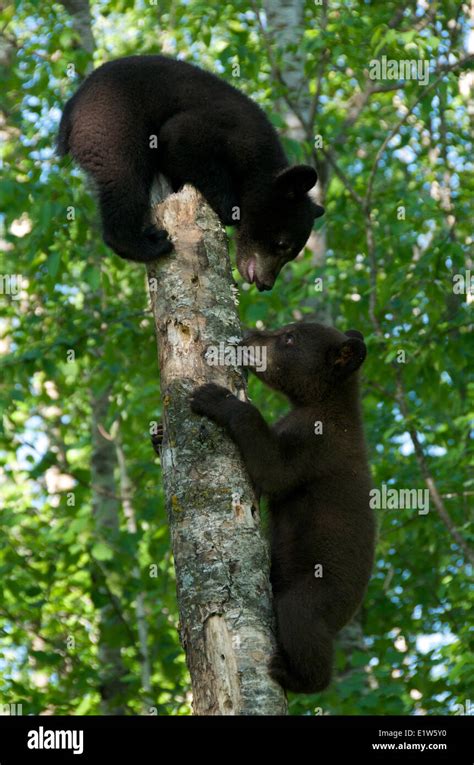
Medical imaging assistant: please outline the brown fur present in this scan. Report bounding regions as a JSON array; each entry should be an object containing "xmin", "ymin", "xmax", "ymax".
[
  {"xmin": 190, "ymin": 322, "xmax": 376, "ymax": 693},
  {"xmin": 58, "ymin": 55, "xmax": 323, "ymax": 286}
]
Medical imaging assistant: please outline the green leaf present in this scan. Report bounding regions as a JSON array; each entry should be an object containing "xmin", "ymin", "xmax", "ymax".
[
  {"xmin": 47, "ymin": 250, "xmax": 61, "ymax": 278},
  {"xmin": 91, "ymin": 543, "xmax": 114, "ymax": 561}
]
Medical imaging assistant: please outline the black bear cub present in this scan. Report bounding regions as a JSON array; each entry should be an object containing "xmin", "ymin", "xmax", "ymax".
[
  {"xmin": 58, "ymin": 55, "xmax": 324, "ymax": 290},
  {"xmin": 190, "ymin": 322, "xmax": 376, "ymax": 693}
]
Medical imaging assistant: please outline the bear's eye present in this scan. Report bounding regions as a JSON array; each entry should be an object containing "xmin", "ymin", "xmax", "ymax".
[
  {"xmin": 275, "ymin": 239, "xmax": 291, "ymax": 253},
  {"xmin": 285, "ymin": 333, "xmax": 295, "ymax": 346}
]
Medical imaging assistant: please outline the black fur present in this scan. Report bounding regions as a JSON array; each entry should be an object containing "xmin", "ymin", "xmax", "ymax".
[
  {"xmin": 58, "ymin": 55, "xmax": 324, "ymax": 287},
  {"xmin": 190, "ymin": 323, "xmax": 376, "ymax": 694},
  {"xmin": 151, "ymin": 423, "xmax": 164, "ymax": 454}
]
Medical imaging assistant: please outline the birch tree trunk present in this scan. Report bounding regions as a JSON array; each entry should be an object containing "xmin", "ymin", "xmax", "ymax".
[
  {"xmin": 147, "ymin": 182, "xmax": 287, "ymax": 715},
  {"xmin": 90, "ymin": 388, "xmax": 127, "ymax": 714},
  {"xmin": 62, "ymin": 0, "xmax": 130, "ymax": 715},
  {"xmin": 112, "ymin": 420, "xmax": 153, "ymax": 709},
  {"xmin": 262, "ymin": 0, "xmax": 330, "ymax": 323}
]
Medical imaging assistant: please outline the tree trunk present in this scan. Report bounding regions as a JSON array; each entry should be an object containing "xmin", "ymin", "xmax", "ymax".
[
  {"xmin": 60, "ymin": 0, "xmax": 95, "ymax": 59},
  {"xmin": 147, "ymin": 182, "xmax": 287, "ymax": 715},
  {"xmin": 262, "ymin": 0, "xmax": 330, "ymax": 322},
  {"xmin": 90, "ymin": 388, "xmax": 127, "ymax": 714},
  {"xmin": 61, "ymin": 0, "xmax": 130, "ymax": 715},
  {"xmin": 113, "ymin": 419, "xmax": 153, "ymax": 710}
]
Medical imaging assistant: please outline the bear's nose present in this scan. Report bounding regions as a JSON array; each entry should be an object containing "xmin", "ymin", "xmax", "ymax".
[
  {"xmin": 314, "ymin": 205, "xmax": 325, "ymax": 219},
  {"xmin": 239, "ymin": 329, "xmax": 263, "ymax": 346},
  {"xmin": 256, "ymin": 280, "xmax": 273, "ymax": 292}
]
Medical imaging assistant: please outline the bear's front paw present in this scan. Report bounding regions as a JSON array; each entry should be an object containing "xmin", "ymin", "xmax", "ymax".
[
  {"xmin": 142, "ymin": 225, "xmax": 173, "ymax": 258},
  {"xmin": 150, "ymin": 423, "xmax": 164, "ymax": 454},
  {"xmin": 190, "ymin": 383, "xmax": 235, "ymax": 420}
]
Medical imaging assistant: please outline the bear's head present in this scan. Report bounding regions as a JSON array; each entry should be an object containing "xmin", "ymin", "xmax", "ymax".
[
  {"xmin": 242, "ymin": 323, "xmax": 366, "ymax": 404},
  {"xmin": 236, "ymin": 166, "xmax": 324, "ymax": 291}
]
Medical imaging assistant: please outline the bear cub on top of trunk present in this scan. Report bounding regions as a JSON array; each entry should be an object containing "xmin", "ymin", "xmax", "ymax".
[
  {"xmin": 57, "ymin": 55, "xmax": 324, "ymax": 290},
  {"xmin": 190, "ymin": 322, "xmax": 376, "ymax": 694}
]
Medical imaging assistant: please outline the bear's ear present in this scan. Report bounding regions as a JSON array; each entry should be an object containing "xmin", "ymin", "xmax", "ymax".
[
  {"xmin": 331, "ymin": 337, "xmax": 367, "ymax": 378},
  {"xmin": 275, "ymin": 165, "xmax": 318, "ymax": 199},
  {"xmin": 345, "ymin": 329, "xmax": 364, "ymax": 341}
]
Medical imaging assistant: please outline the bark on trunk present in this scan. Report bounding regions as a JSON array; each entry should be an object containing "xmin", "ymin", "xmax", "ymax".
[
  {"xmin": 60, "ymin": 0, "xmax": 130, "ymax": 713},
  {"xmin": 60, "ymin": 0, "xmax": 95, "ymax": 59},
  {"xmin": 262, "ymin": 0, "xmax": 330, "ymax": 322},
  {"xmin": 91, "ymin": 388, "xmax": 127, "ymax": 715},
  {"xmin": 113, "ymin": 420, "xmax": 153, "ymax": 709},
  {"xmin": 147, "ymin": 182, "xmax": 287, "ymax": 715}
]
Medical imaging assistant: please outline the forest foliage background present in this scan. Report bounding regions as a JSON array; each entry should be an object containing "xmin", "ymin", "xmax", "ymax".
[{"xmin": 1, "ymin": 0, "xmax": 473, "ymax": 715}]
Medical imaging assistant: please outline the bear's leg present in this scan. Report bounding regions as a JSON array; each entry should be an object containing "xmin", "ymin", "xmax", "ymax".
[
  {"xmin": 68, "ymin": 104, "xmax": 173, "ymax": 263},
  {"xmin": 189, "ymin": 386, "xmax": 307, "ymax": 496},
  {"xmin": 269, "ymin": 587, "xmax": 334, "ymax": 694},
  {"xmin": 98, "ymin": 167, "xmax": 173, "ymax": 263},
  {"xmin": 158, "ymin": 113, "xmax": 239, "ymax": 226}
]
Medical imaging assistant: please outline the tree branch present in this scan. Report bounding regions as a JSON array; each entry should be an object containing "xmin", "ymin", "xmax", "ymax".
[
  {"xmin": 365, "ymin": 55, "xmax": 474, "ymax": 212},
  {"xmin": 394, "ymin": 372, "xmax": 474, "ymax": 566}
]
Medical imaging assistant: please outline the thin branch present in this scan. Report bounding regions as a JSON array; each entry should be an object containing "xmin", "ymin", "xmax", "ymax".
[
  {"xmin": 394, "ymin": 372, "xmax": 474, "ymax": 566},
  {"xmin": 365, "ymin": 55, "xmax": 474, "ymax": 212},
  {"xmin": 366, "ymin": 377, "xmax": 473, "ymax": 565},
  {"xmin": 93, "ymin": 559, "xmax": 138, "ymax": 646},
  {"xmin": 318, "ymin": 146, "xmax": 364, "ymax": 207}
]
